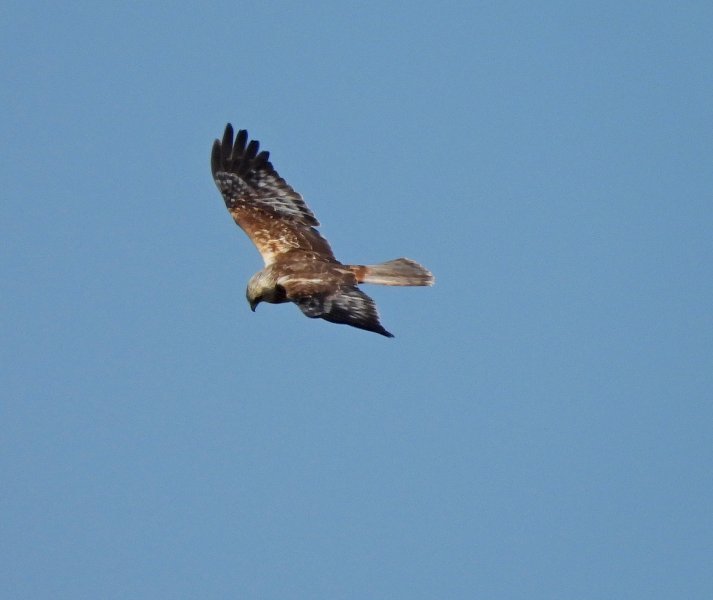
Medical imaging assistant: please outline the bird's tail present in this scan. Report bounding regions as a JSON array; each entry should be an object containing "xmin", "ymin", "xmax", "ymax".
[{"xmin": 349, "ymin": 258, "xmax": 434, "ymax": 287}]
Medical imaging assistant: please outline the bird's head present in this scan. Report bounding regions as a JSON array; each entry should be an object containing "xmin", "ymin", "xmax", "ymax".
[
  {"xmin": 246, "ymin": 275, "xmax": 265, "ymax": 312},
  {"xmin": 246, "ymin": 270, "xmax": 278, "ymax": 312}
]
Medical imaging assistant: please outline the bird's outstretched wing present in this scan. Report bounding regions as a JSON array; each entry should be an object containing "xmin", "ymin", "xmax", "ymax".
[
  {"xmin": 211, "ymin": 124, "xmax": 335, "ymax": 265},
  {"xmin": 296, "ymin": 286, "xmax": 394, "ymax": 338}
]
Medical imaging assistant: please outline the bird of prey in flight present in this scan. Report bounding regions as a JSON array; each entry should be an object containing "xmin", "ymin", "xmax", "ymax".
[{"xmin": 211, "ymin": 123, "xmax": 434, "ymax": 337}]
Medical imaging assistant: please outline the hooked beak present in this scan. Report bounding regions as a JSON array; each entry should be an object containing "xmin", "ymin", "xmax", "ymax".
[{"xmin": 249, "ymin": 300, "xmax": 258, "ymax": 312}]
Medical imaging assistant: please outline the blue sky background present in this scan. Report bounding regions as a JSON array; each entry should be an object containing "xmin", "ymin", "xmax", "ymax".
[{"xmin": 2, "ymin": 2, "xmax": 712, "ymax": 598}]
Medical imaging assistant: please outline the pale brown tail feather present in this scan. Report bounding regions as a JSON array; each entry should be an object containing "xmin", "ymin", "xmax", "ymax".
[{"xmin": 349, "ymin": 258, "xmax": 434, "ymax": 286}]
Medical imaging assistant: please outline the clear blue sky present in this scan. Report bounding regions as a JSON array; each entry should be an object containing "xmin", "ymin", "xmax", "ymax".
[{"xmin": 2, "ymin": 2, "xmax": 711, "ymax": 598}]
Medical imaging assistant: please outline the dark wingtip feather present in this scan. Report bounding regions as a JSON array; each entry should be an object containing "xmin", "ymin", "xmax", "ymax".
[
  {"xmin": 360, "ymin": 323, "xmax": 394, "ymax": 337},
  {"xmin": 371, "ymin": 321, "xmax": 395, "ymax": 337},
  {"xmin": 221, "ymin": 123, "xmax": 234, "ymax": 156},
  {"xmin": 211, "ymin": 140, "xmax": 222, "ymax": 177},
  {"xmin": 253, "ymin": 150, "xmax": 270, "ymax": 171},
  {"xmin": 234, "ymin": 129, "xmax": 248, "ymax": 156},
  {"xmin": 245, "ymin": 140, "xmax": 259, "ymax": 160}
]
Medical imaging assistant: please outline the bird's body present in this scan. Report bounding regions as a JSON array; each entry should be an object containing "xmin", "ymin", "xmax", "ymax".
[{"xmin": 211, "ymin": 123, "xmax": 433, "ymax": 337}]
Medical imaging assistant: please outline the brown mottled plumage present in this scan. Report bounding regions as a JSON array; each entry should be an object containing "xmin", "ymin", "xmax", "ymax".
[{"xmin": 211, "ymin": 123, "xmax": 434, "ymax": 337}]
